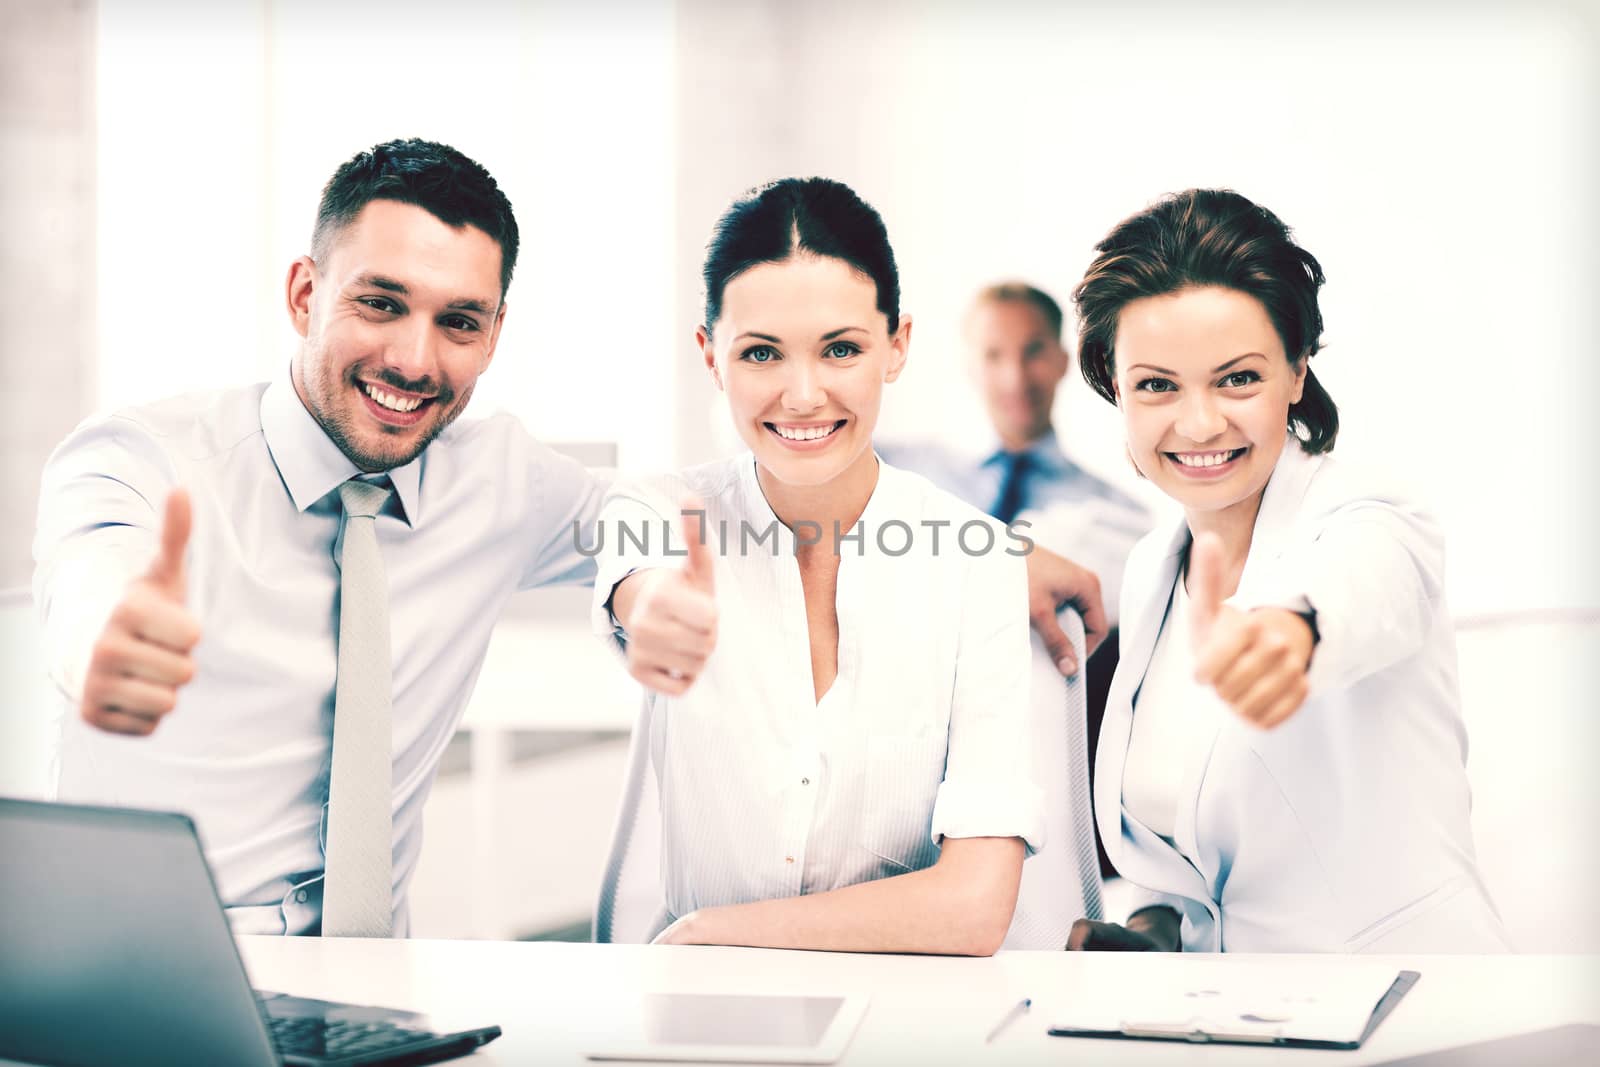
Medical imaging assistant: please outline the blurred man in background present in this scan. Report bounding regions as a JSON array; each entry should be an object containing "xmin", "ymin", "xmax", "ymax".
[{"xmin": 883, "ymin": 282, "xmax": 1148, "ymax": 617}]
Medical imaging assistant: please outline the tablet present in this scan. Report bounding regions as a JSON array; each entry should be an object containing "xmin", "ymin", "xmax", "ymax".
[{"xmin": 583, "ymin": 992, "xmax": 870, "ymax": 1064}]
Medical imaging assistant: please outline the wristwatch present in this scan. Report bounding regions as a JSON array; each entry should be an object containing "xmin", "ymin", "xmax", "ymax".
[{"xmin": 1296, "ymin": 605, "xmax": 1321, "ymax": 647}]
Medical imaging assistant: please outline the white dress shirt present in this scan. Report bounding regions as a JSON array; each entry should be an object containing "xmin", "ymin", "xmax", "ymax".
[
  {"xmin": 1120, "ymin": 575, "xmax": 1227, "ymax": 843},
  {"xmin": 32, "ymin": 367, "xmax": 604, "ymax": 935},
  {"xmin": 878, "ymin": 431, "xmax": 1151, "ymax": 625},
  {"xmin": 591, "ymin": 454, "xmax": 1045, "ymax": 929}
]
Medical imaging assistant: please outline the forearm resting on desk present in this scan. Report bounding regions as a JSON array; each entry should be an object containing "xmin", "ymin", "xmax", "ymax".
[{"xmin": 655, "ymin": 836, "xmax": 1025, "ymax": 957}]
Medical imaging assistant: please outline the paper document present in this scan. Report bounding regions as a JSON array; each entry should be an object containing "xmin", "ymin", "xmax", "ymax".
[{"xmin": 1052, "ymin": 958, "xmax": 1405, "ymax": 1044}]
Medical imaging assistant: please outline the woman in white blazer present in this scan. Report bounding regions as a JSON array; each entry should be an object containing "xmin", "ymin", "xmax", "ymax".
[{"xmin": 1063, "ymin": 189, "xmax": 1509, "ymax": 953}]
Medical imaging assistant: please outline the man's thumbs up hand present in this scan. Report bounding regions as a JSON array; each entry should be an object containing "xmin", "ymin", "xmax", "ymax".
[
  {"xmin": 145, "ymin": 488, "xmax": 192, "ymax": 597},
  {"xmin": 1189, "ymin": 531, "xmax": 1315, "ymax": 730},
  {"xmin": 81, "ymin": 488, "xmax": 202, "ymax": 736}
]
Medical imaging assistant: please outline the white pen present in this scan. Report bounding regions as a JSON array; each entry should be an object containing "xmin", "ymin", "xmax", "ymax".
[{"xmin": 985, "ymin": 997, "xmax": 1032, "ymax": 1043}]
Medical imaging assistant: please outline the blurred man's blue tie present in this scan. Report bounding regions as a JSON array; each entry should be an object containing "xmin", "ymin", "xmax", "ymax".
[{"xmin": 991, "ymin": 451, "xmax": 1030, "ymax": 525}]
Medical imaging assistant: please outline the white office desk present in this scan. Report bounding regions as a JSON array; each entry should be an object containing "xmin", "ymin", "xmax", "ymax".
[{"xmin": 235, "ymin": 937, "xmax": 1600, "ymax": 1066}]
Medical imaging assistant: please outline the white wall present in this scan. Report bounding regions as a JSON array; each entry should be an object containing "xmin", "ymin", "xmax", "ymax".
[
  {"xmin": 95, "ymin": 0, "xmax": 676, "ymax": 468},
  {"xmin": 1455, "ymin": 617, "xmax": 1600, "ymax": 952},
  {"xmin": 0, "ymin": 592, "xmax": 59, "ymax": 801},
  {"xmin": 673, "ymin": 0, "xmax": 1599, "ymax": 619},
  {"xmin": 0, "ymin": 0, "xmax": 95, "ymax": 591}
]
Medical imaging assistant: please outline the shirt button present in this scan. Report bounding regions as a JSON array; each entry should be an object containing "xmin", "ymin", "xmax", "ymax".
[
  {"xmin": 295, "ymin": 890, "xmax": 308, "ymax": 904},
  {"xmin": 801, "ymin": 777, "xmax": 810, "ymax": 786},
  {"xmin": 785, "ymin": 856, "xmax": 795, "ymax": 864}
]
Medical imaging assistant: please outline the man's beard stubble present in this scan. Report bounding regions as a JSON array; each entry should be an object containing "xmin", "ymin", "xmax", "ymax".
[{"xmin": 307, "ymin": 361, "xmax": 465, "ymax": 473}]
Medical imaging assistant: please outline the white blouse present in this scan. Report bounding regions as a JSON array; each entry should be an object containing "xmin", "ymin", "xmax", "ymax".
[
  {"xmin": 592, "ymin": 454, "xmax": 1045, "ymax": 923},
  {"xmin": 1120, "ymin": 573, "xmax": 1230, "ymax": 844}
]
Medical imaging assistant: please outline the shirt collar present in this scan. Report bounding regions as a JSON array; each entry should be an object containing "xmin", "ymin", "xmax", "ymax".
[
  {"xmin": 260, "ymin": 363, "xmax": 422, "ymax": 526},
  {"xmin": 734, "ymin": 450, "xmax": 905, "ymax": 550},
  {"xmin": 857, "ymin": 451, "xmax": 909, "ymax": 533}
]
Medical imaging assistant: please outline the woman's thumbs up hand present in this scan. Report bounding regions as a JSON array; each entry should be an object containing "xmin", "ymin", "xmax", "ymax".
[
  {"xmin": 611, "ymin": 500, "xmax": 720, "ymax": 698},
  {"xmin": 1189, "ymin": 531, "xmax": 1315, "ymax": 730}
]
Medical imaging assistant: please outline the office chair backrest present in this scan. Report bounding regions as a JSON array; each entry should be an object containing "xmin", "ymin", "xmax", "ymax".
[
  {"xmin": 1002, "ymin": 607, "xmax": 1103, "ymax": 949},
  {"xmin": 593, "ymin": 693, "xmax": 665, "ymax": 943}
]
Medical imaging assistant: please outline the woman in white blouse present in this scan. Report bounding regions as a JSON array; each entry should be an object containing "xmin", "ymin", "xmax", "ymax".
[
  {"xmin": 592, "ymin": 178, "xmax": 1044, "ymax": 955},
  {"xmin": 1064, "ymin": 189, "xmax": 1509, "ymax": 953}
]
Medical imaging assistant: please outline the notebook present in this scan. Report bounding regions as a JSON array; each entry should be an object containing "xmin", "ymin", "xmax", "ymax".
[{"xmin": 1049, "ymin": 957, "xmax": 1418, "ymax": 1049}]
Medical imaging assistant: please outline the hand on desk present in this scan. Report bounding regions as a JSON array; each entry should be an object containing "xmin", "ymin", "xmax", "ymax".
[
  {"xmin": 82, "ymin": 488, "xmax": 201, "ymax": 736},
  {"xmin": 1189, "ymin": 532, "xmax": 1315, "ymax": 729},
  {"xmin": 651, "ymin": 912, "xmax": 701, "ymax": 946},
  {"xmin": 1066, "ymin": 906, "xmax": 1182, "ymax": 952},
  {"xmin": 611, "ymin": 501, "xmax": 718, "ymax": 697}
]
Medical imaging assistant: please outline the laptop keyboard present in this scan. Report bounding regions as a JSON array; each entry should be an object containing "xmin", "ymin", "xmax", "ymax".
[{"xmin": 266, "ymin": 1013, "xmax": 431, "ymax": 1062}]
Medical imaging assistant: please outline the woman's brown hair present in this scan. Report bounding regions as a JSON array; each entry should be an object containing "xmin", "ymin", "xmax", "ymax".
[{"xmin": 1073, "ymin": 189, "xmax": 1339, "ymax": 454}]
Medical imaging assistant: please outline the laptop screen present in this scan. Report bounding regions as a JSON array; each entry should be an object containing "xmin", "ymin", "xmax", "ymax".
[{"xmin": 0, "ymin": 798, "xmax": 280, "ymax": 1067}]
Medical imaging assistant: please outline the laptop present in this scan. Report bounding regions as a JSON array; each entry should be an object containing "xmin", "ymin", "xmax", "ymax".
[{"xmin": 0, "ymin": 797, "xmax": 501, "ymax": 1067}]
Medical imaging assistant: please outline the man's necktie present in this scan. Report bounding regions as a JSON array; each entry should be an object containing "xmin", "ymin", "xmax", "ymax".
[
  {"xmin": 990, "ymin": 451, "xmax": 1031, "ymax": 526},
  {"xmin": 322, "ymin": 478, "xmax": 394, "ymax": 938}
]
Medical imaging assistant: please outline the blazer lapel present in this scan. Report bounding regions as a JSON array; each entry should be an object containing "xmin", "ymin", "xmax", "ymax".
[{"xmin": 1234, "ymin": 438, "xmax": 1324, "ymax": 598}]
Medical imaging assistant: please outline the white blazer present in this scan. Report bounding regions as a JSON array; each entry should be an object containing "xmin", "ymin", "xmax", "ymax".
[{"xmin": 1097, "ymin": 440, "xmax": 1511, "ymax": 953}]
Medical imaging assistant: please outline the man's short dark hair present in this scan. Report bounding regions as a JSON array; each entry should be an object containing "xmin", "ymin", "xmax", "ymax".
[
  {"xmin": 311, "ymin": 138, "xmax": 520, "ymax": 298},
  {"xmin": 972, "ymin": 282, "xmax": 1065, "ymax": 342}
]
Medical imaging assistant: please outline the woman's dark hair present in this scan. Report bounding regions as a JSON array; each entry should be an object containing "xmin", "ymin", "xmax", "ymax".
[
  {"xmin": 702, "ymin": 177, "xmax": 900, "ymax": 334},
  {"xmin": 313, "ymin": 138, "xmax": 520, "ymax": 298},
  {"xmin": 1073, "ymin": 188, "xmax": 1339, "ymax": 454}
]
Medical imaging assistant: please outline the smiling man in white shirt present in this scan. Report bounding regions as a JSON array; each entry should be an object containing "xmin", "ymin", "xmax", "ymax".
[{"xmin": 31, "ymin": 139, "xmax": 603, "ymax": 937}]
